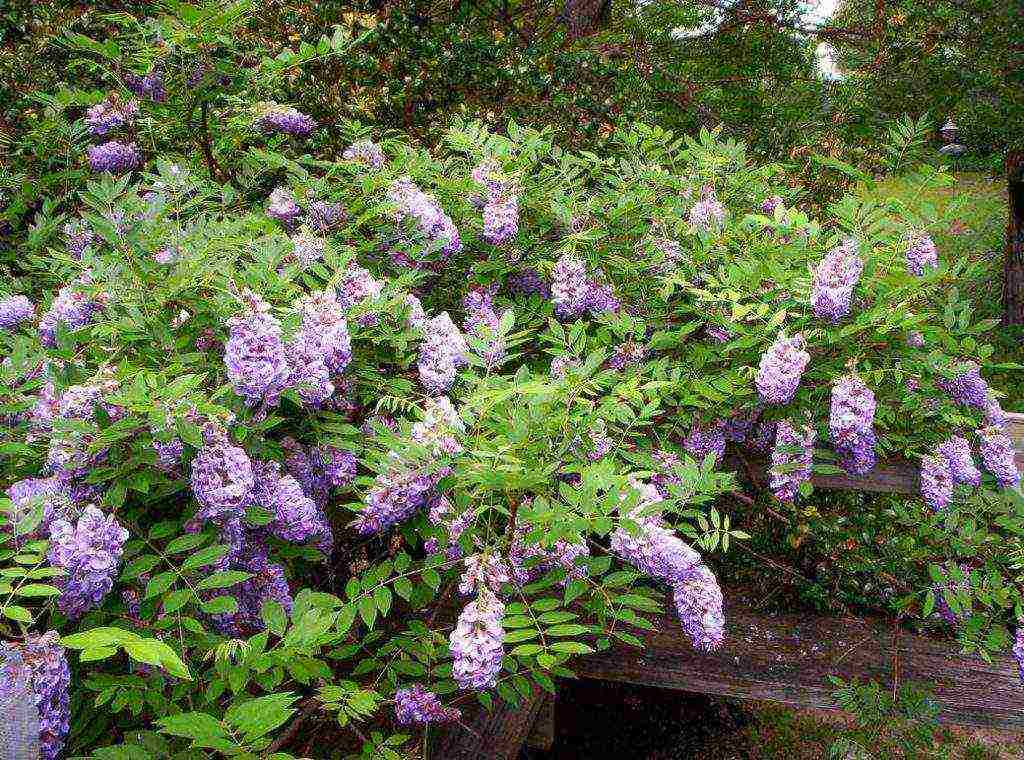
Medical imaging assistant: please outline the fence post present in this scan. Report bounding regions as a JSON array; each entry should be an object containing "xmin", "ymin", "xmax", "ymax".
[{"xmin": 1003, "ymin": 151, "xmax": 1024, "ymax": 325}]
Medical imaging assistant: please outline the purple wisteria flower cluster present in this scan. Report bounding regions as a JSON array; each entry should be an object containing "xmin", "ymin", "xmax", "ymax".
[
  {"xmin": 190, "ymin": 424, "xmax": 255, "ymax": 524},
  {"xmin": 87, "ymin": 140, "xmax": 141, "ymax": 175},
  {"xmin": 755, "ymin": 331, "xmax": 810, "ymax": 405},
  {"xmin": 811, "ymin": 238, "xmax": 864, "ymax": 322},
  {"xmin": 418, "ymin": 312, "xmax": 469, "ymax": 395},
  {"xmin": 47, "ymin": 505, "xmax": 129, "ymax": 620},
  {"xmin": 919, "ymin": 453, "xmax": 953, "ymax": 512},
  {"xmin": 342, "ymin": 139, "xmax": 385, "ymax": 169},
  {"xmin": 508, "ymin": 267, "xmax": 551, "ymax": 298},
  {"xmin": 252, "ymin": 460, "xmax": 332, "ymax": 554},
  {"xmin": 683, "ymin": 419, "xmax": 727, "ymax": 467},
  {"xmin": 472, "ymin": 159, "xmax": 519, "ymax": 246},
  {"xmin": 424, "ymin": 495, "xmax": 472, "ymax": 559},
  {"xmin": 411, "ymin": 396, "xmax": 466, "ymax": 456},
  {"xmin": 389, "ymin": 176, "xmax": 463, "ymax": 259},
  {"xmin": 761, "ymin": 195, "xmax": 784, "ymax": 214},
  {"xmin": 978, "ymin": 426, "xmax": 1021, "ymax": 488},
  {"xmin": 290, "ymin": 230, "xmax": 326, "ymax": 269},
  {"xmin": 906, "ymin": 231, "xmax": 939, "ymax": 276},
  {"xmin": 255, "ymin": 102, "xmax": 316, "ymax": 136},
  {"xmin": 224, "ymin": 291, "xmax": 291, "ymax": 408},
  {"xmin": 64, "ymin": 219, "xmax": 95, "ymax": 259},
  {"xmin": 462, "ymin": 286, "xmax": 507, "ymax": 367},
  {"xmin": 394, "ymin": 684, "xmax": 461, "ymax": 724},
  {"xmin": 449, "ymin": 587, "xmax": 505, "ymax": 689},
  {"xmin": 689, "ymin": 185, "xmax": 726, "ymax": 232},
  {"xmin": 508, "ymin": 522, "xmax": 589, "ymax": 587},
  {"xmin": 267, "ymin": 187, "xmax": 303, "ymax": 227},
  {"xmin": 38, "ymin": 274, "xmax": 106, "ymax": 347},
  {"xmin": 828, "ymin": 373, "xmax": 877, "ymax": 476},
  {"xmin": 611, "ymin": 480, "xmax": 724, "ymax": 652},
  {"xmin": 936, "ymin": 435, "xmax": 981, "ymax": 487},
  {"xmin": 1, "ymin": 632, "xmax": 70, "ymax": 760},
  {"xmin": 85, "ymin": 95, "xmax": 139, "ymax": 137},
  {"xmin": 286, "ymin": 290, "xmax": 353, "ymax": 406},
  {"xmin": 458, "ymin": 553, "xmax": 511, "ymax": 596},
  {"xmin": 123, "ymin": 65, "xmax": 166, "ymax": 101},
  {"xmin": 769, "ymin": 420, "xmax": 816, "ymax": 502},
  {"xmin": 550, "ymin": 252, "xmax": 620, "ymax": 320},
  {"xmin": 352, "ymin": 457, "xmax": 448, "ymax": 535},
  {"xmin": 337, "ymin": 262, "xmax": 384, "ymax": 326},
  {"xmin": 0, "ymin": 294, "xmax": 34, "ymax": 330}
]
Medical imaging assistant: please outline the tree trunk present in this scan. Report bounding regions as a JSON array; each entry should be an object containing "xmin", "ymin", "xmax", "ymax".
[{"xmin": 1003, "ymin": 151, "xmax": 1024, "ymax": 325}]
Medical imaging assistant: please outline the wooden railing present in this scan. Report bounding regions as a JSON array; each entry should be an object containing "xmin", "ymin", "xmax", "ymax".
[{"xmin": 434, "ymin": 413, "xmax": 1024, "ymax": 756}]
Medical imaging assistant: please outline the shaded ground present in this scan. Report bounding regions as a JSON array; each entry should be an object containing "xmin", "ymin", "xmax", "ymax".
[{"xmin": 523, "ymin": 679, "xmax": 1024, "ymax": 760}]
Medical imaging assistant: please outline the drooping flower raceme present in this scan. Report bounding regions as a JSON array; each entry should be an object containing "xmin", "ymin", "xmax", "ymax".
[
  {"xmin": 769, "ymin": 420, "xmax": 816, "ymax": 502},
  {"xmin": 828, "ymin": 373, "xmax": 877, "ymax": 476},
  {"xmin": 977, "ymin": 426, "xmax": 1021, "ymax": 489},
  {"xmin": 672, "ymin": 563, "xmax": 725, "ymax": 653},
  {"xmin": 418, "ymin": 312, "xmax": 469, "ymax": 395},
  {"xmin": 2, "ymin": 631, "xmax": 70, "ymax": 760},
  {"xmin": 394, "ymin": 684, "xmax": 461, "ymax": 724},
  {"xmin": 389, "ymin": 176, "xmax": 463, "ymax": 257},
  {"xmin": 683, "ymin": 420, "xmax": 726, "ymax": 466},
  {"xmin": 936, "ymin": 360, "xmax": 989, "ymax": 409},
  {"xmin": 294, "ymin": 290, "xmax": 352, "ymax": 374},
  {"xmin": 689, "ymin": 185, "xmax": 726, "ymax": 231},
  {"xmin": 906, "ymin": 231, "xmax": 939, "ymax": 276},
  {"xmin": 411, "ymin": 396, "xmax": 466, "ymax": 456},
  {"xmin": 342, "ymin": 139, "xmax": 385, "ymax": 169},
  {"xmin": 449, "ymin": 588, "xmax": 505, "ymax": 690},
  {"xmin": 811, "ymin": 238, "xmax": 864, "ymax": 323},
  {"xmin": 47, "ymin": 505, "xmax": 129, "ymax": 620},
  {"xmin": 190, "ymin": 426, "xmax": 255, "ymax": 524},
  {"xmin": 937, "ymin": 435, "xmax": 981, "ymax": 487},
  {"xmin": 458, "ymin": 553, "xmax": 511, "ymax": 596},
  {"xmin": 612, "ymin": 480, "xmax": 723, "ymax": 651},
  {"xmin": 266, "ymin": 187, "xmax": 302, "ymax": 227},
  {"xmin": 4, "ymin": 477, "xmax": 77, "ymax": 546},
  {"xmin": 38, "ymin": 276, "xmax": 104, "ymax": 347},
  {"xmin": 224, "ymin": 291, "xmax": 291, "ymax": 408},
  {"xmin": 919, "ymin": 454, "xmax": 953, "ymax": 512},
  {"xmin": 481, "ymin": 192, "xmax": 519, "ymax": 246},
  {"xmin": 252, "ymin": 460, "xmax": 332, "ymax": 554},
  {"xmin": 255, "ymin": 102, "xmax": 316, "ymax": 136},
  {"xmin": 508, "ymin": 523, "xmax": 589, "ymax": 587},
  {"xmin": 85, "ymin": 96, "xmax": 139, "ymax": 137},
  {"xmin": 87, "ymin": 141, "xmax": 141, "ymax": 174},
  {"xmin": 462, "ymin": 286, "xmax": 507, "ymax": 367},
  {"xmin": 336, "ymin": 262, "xmax": 384, "ymax": 316},
  {"xmin": 290, "ymin": 230, "xmax": 326, "ymax": 269},
  {"xmin": 0, "ymin": 295, "xmax": 34, "ymax": 330},
  {"xmin": 123, "ymin": 66, "xmax": 166, "ymax": 101},
  {"xmin": 351, "ymin": 458, "xmax": 447, "ymax": 535},
  {"xmin": 755, "ymin": 331, "xmax": 810, "ymax": 405},
  {"xmin": 551, "ymin": 252, "xmax": 589, "ymax": 319}
]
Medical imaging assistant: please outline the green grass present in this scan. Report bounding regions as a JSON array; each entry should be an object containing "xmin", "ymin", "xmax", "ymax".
[
  {"xmin": 856, "ymin": 171, "xmax": 1007, "ymax": 319},
  {"xmin": 854, "ymin": 170, "xmax": 1021, "ymax": 410},
  {"xmin": 721, "ymin": 703, "xmax": 1024, "ymax": 759}
]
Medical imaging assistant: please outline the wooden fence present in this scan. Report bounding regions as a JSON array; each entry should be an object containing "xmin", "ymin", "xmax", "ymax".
[{"xmin": 435, "ymin": 414, "xmax": 1024, "ymax": 757}]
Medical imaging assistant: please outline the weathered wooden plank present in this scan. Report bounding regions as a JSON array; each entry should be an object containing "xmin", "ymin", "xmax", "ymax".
[
  {"xmin": 574, "ymin": 597, "xmax": 1024, "ymax": 730},
  {"xmin": 430, "ymin": 685, "xmax": 545, "ymax": 760},
  {"xmin": 729, "ymin": 413, "xmax": 1024, "ymax": 496},
  {"xmin": 525, "ymin": 691, "xmax": 556, "ymax": 751}
]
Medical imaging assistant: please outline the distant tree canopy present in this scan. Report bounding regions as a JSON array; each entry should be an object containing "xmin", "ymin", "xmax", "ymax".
[
  {"xmin": 1, "ymin": 0, "xmax": 1018, "ymax": 160},
  {"xmin": 830, "ymin": 0, "xmax": 1023, "ymax": 153}
]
